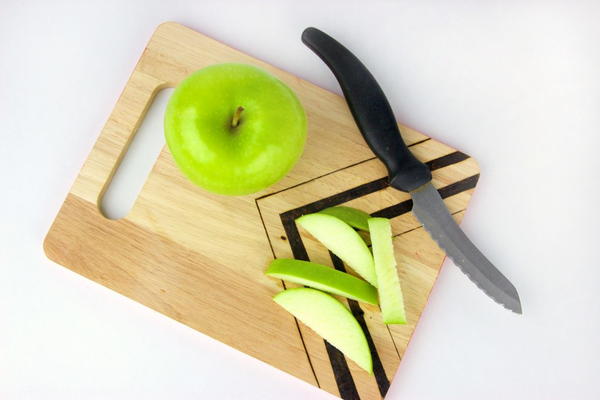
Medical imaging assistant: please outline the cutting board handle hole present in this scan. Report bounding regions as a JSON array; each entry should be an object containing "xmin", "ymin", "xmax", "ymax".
[{"xmin": 100, "ymin": 87, "xmax": 174, "ymax": 220}]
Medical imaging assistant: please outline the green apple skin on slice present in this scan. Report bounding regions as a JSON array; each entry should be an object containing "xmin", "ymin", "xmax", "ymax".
[
  {"xmin": 266, "ymin": 259, "xmax": 378, "ymax": 305},
  {"xmin": 320, "ymin": 206, "xmax": 371, "ymax": 231},
  {"xmin": 296, "ymin": 213, "xmax": 377, "ymax": 287},
  {"xmin": 368, "ymin": 217, "xmax": 407, "ymax": 324},
  {"xmin": 164, "ymin": 63, "xmax": 307, "ymax": 196},
  {"xmin": 273, "ymin": 288, "xmax": 373, "ymax": 374}
]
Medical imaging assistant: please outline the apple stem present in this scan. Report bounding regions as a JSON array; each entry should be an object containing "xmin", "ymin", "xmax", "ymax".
[{"xmin": 231, "ymin": 106, "xmax": 245, "ymax": 128}]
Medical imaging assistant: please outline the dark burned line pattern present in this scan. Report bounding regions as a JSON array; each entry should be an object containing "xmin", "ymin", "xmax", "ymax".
[
  {"xmin": 258, "ymin": 138, "xmax": 433, "ymax": 202},
  {"xmin": 280, "ymin": 174, "xmax": 478, "ymax": 399},
  {"xmin": 280, "ymin": 151, "xmax": 470, "ymax": 223},
  {"xmin": 278, "ymin": 151, "xmax": 477, "ymax": 400},
  {"xmin": 372, "ymin": 174, "xmax": 479, "ymax": 219},
  {"xmin": 281, "ymin": 219, "xmax": 361, "ymax": 399},
  {"xmin": 330, "ymin": 253, "xmax": 390, "ymax": 397}
]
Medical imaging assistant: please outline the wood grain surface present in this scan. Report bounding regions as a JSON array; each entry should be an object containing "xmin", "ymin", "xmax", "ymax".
[{"xmin": 44, "ymin": 22, "xmax": 480, "ymax": 399}]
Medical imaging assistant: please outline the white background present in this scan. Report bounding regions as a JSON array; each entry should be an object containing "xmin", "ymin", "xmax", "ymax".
[{"xmin": 2, "ymin": 1, "xmax": 599, "ymax": 399}]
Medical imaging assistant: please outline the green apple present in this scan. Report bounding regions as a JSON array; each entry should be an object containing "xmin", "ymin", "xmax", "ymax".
[
  {"xmin": 320, "ymin": 206, "xmax": 371, "ymax": 231},
  {"xmin": 273, "ymin": 288, "xmax": 372, "ymax": 373},
  {"xmin": 266, "ymin": 259, "xmax": 378, "ymax": 305},
  {"xmin": 164, "ymin": 63, "xmax": 307, "ymax": 195},
  {"xmin": 296, "ymin": 213, "xmax": 377, "ymax": 287},
  {"xmin": 368, "ymin": 217, "xmax": 406, "ymax": 324}
]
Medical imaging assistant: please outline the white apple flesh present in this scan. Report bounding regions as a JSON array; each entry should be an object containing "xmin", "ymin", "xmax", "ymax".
[
  {"xmin": 368, "ymin": 217, "xmax": 407, "ymax": 324},
  {"xmin": 296, "ymin": 213, "xmax": 377, "ymax": 287},
  {"xmin": 273, "ymin": 288, "xmax": 373, "ymax": 373}
]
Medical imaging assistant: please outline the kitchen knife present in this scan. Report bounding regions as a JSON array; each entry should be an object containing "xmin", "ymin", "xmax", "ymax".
[{"xmin": 302, "ymin": 27, "xmax": 522, "ymax": 314}]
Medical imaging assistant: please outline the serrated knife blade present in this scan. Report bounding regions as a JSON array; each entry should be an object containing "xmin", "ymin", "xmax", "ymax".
[{"xmin": 411, "ymin": 183, "xmax": 521, "ymax": 313}]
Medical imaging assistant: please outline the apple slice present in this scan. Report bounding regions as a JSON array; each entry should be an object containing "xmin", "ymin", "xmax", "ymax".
[
  {"xmin": 266, "ymin": 259, "xmax": 378, "ymax": 305},
  {"xmin": 296, "ymin": 214, "xmax": 377, "ymax": 287},
  {"xmin": 320, "ymin": 206, "xmax": 371, "ymax": 231},
  {"xmin": 273, "ymin": 288, "xmax": 373, "ymax": 373},
  {"xmin": 368, "ymin": 217, "xmax": 407, "ymax": 324}
]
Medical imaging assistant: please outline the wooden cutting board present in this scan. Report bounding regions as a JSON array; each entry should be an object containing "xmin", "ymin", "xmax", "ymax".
[{"xmin": 44, "ymin": 22, "xmax": 480, "ymax": 400}]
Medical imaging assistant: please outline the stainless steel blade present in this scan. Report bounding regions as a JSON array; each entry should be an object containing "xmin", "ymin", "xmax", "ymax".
[{"xmin": 410, "ymin": 182, "xmax": 522, "ymax": 314}]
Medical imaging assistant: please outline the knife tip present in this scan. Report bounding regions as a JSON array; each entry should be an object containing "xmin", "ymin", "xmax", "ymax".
[
  {"xmin": 512, "ymin": 302, "xmax": 523, "ymax": 315},
  {"xmin": 506, "ymin": 293, "xmax": 522, "ymax": 315}
]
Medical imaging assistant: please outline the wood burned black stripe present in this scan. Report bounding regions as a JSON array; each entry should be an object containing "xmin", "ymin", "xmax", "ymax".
[
  {"xmin": 280, "ymin": 177, "xmax": 389, "ymax": 222},
  {"xmin": 281, "ymin": 217, "xmax": 360, "ymax": 399},
  {"xmin": 278, "ymin": 150, "xmax": 477, "ymax": 399},
  {"xmin": 439, "ymin": 174, "xmax": 479, "ymax": 198},
  {"xmin": 324, "ymin": 342, "xmax": 360, "ymax": 400},
  {"xmin": 282, "ymin": 217, "xmax": 309, "ymax": 261},
  {"xmin": 280, "ymin": 151, "xmax": 471, "ymax": 223},
  {"xmin": 330, "ymin": 252, "xmax": 390, "ymax": 397},
  {"xmin": 425, "ymin": 151, "xmax": 468, "ymax": 171},
  {"xmin": 372, "ymin": 175, "xmax": 479, "ymax": 219}
]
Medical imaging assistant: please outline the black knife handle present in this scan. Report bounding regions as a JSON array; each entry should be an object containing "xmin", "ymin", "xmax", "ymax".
[{"xmin": 301, "ymin": 27, "xmax": 432, "ymax": 192}]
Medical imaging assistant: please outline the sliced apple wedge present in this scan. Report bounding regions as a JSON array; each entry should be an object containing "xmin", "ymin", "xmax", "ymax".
[
  {"xmin": 266, "ymin": 259, "xmax": 378, "ymax": 305},
  {"xmin": 320, "ymin": 206, "xmax": 371, "ymax": 231},
  {"xmin": 368, "ymin": 217, "xmax": 407, "ymax": 324},
  {"xmin": 273, "ymin": 288, "xmax": 373, "ymax": 373},
  {"xmin": 296, "ymin": 213, "xmax": 377, "ymax": 287}
]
